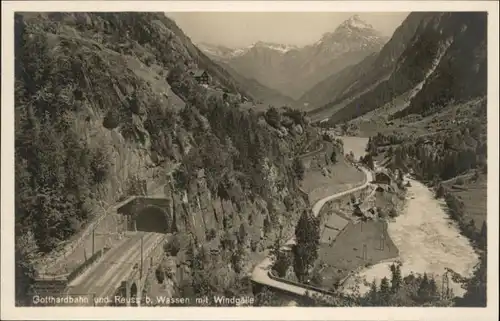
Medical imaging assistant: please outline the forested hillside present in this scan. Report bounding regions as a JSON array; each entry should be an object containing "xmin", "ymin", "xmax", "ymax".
[{"xmin": 15, "ymin": 12, "xmax": 316, "ymax": 303}]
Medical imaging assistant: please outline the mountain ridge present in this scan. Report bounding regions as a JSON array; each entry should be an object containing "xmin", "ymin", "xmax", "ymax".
[
  {"xmin": 325, "ymin": 12, "xmax": 487, "ymax": 126},
  {"xmin": 303, "ymin": 12, "xmax": 432, "ymax": 113},
  {"xmin": 198, "ymin": 15, "xmax": 389, "ymax": 99}
]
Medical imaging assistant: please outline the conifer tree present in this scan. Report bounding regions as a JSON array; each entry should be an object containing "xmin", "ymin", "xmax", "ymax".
[
  {"xmin": 428, "ymin": 277, "xmax": 439, "ymax": 301},
  {"xmin": 367, "ymin": 280, "xmax": 379, "ymax": 305},
  {"xmin": 390, "ymin": 263, "xmax": 403, "ymax": 293},
  {"xmin": 292, "ymin": 157, "xmax": 305, "ymax": 181},
  {"xmin": 417, "ymin": 273, "xmax": 431, "ymax": 303},
  {"xmin": 330, "ymin": 150, "xmax": 338, "ymax": 164},
  {"xmin": 457, "ymin": 254, "xmax": 487, "ymax": 307},
  {"xmin": 293, "ymin": 210, "xmax": 320, "ymax": 282},
  {"xmin": 238, "ymin": 223, "xmax": 248, "ymax": 245},
  {"xmin": 379, "ymin": 277, "xmax": 391, "ymax": 305},
  {"xmin": 479, "ymin": 221, "xmax": 487, "ymax": 250}
]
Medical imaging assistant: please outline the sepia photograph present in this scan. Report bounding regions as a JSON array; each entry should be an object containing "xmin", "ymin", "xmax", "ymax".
[{"xmin": 1, "ymin": 1, "xmax": 498, "ymax": 320}]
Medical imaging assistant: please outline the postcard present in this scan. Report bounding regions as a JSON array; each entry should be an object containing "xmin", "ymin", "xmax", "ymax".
[{"xmin": 1, "ymin": 1, "xmax": 498, "ymax": 320}]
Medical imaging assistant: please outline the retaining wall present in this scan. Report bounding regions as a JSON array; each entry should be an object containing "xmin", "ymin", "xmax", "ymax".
[
  {"xmin": 30, "ymin": 279, "xmax": 69, "ymax": 299},
  {"xmin": 66, "ymin": 247, "xmax": 110, "ymax": 283},
  {"xmin": 267, "ymin": 271, "xmax": 336, "ymax": 297},
  {"xmin": 37, "ymin": 183, "xmax": 168, "ymax": 280}
]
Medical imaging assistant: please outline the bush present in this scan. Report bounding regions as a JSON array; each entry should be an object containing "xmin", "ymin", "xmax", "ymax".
[
  {"xmin": 272, "ymin": 250, "xmax": 292, "ymax": 278},
  {"xmin": 292, "ymin": 158, "xmax": 305, "ymax": 181},
  {"xmin": 128, "ymin": 93, "xmax": 144, "ymax": 115},
  {"xmin": 126, "ymin": 175, "xmax": 147, "ymax": 196},
  {"xmin": 283, "ymin": 195, "xmax": 294, "ymax": 212},
  {"xmin": 435, "ymin": 184, "xmax": 445, "ymax": 198},
  {"xmin": 310, "ymin": 269, "xmax": 323, "ymax": 286},
  {"xmin": 282, "ymin": 108, "xmax": 305, "ymax": 126},
  {"xmin": 103, "ymin": 109, "xmax": 120, "ymax": 129},
  {"xmin": 90, "ymin": 147, "xmax": 110, "ymax": 184},
  {"xmin": 250, "ymin": 240, "xmax": 259, "ymax": 252},
  {"xmin": 164, "ymin": 235, "xmax": 181, "ymax": 256},
  {"xmin": 155, "ymin": 267, "xmax": 165, "ymax": 284},
  {"xmin": 330, "ymin": 150, "xmax": 337, "ymax": 164},
  {"xmin": 206, "ymin": 228, "xmax": 217, "ymax": 241},
  {"xmin": 265, "ymin": 107, "xmax": 281, "ymax": 128}
]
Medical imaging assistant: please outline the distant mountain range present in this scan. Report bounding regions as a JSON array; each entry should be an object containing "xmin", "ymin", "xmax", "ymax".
[
  {"xmin": 197, "ymin": 41, "xmax": 298, "ymax": 61},
  {"xmin": 197, "ymin": 15, "xmax": 389, "ymax": 100}
]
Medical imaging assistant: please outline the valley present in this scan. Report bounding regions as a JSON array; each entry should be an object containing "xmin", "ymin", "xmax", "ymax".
[{"xmin": 198, "ymin": 15, "xmax": 389, "ymax": 101}]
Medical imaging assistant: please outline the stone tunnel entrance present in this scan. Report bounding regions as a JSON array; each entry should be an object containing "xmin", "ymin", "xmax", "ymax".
[
  {"xmin": 117, "ymin": 197, "xmax": 173, "ymax": 234},
  {"xmin": 136, "ymin": 206, "xmax": 169, "ymax": 234}
]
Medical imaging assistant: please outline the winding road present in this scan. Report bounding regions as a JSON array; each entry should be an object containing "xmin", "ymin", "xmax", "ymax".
[{"xmin": 251, "ymin": 136, "xmax": 371, "ymax": 298}]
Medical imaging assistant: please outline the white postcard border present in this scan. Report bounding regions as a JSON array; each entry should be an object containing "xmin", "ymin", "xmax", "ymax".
[{"xmin": 2, "ymin": 1, "xmax": 499, "ymax": 320}]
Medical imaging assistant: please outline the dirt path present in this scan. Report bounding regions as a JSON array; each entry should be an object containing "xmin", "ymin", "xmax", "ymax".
[{"xmin": 343, "ymin": 178, "xmax": 479, "ymax": 297}]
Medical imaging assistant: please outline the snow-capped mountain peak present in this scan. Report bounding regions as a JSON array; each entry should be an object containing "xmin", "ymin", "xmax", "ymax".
[
  {"xmin": 251, "ymin": 41, "xmax": 297, "ymax": 53},
  {"xmin": 195, "ymin": 42, "xmax": 248, "ymax": 60},
  {"xmin": 336, "ymin": 14, "xmax": 374, "ymax": 31},
  {"xmin": 197, "ymin": 41, "xmax": 298, "ymax": 61},
  {"xmin": 314, "ymin": 15, "xmax": 385, "ymax": 52}
]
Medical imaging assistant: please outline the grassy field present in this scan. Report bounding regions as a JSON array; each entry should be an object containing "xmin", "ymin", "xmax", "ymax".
[
  {"xmin": 320, "ymin": 213, "xmax": 350, "ymax": 244},
  {"xmin": 445, "ymin": 175, "xmax": 487, "ymax": 230},
  {"xmin": 301, "ymin": 158, "xmax": 365, "ymax": 204},
  {"xmin": 314, "ymin": 219, "xmax": 398, "ymax": 289}
]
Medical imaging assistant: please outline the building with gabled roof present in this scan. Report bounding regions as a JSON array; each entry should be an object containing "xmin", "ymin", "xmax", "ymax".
[{"xmin": 189, "ymin": 69, "xmax": 210, "ymax": 85}]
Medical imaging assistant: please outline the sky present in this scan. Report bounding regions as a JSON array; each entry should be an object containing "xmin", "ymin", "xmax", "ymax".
[{"xmin": 166, "ymin": 12, "xmax": 410, "ymax": 48}]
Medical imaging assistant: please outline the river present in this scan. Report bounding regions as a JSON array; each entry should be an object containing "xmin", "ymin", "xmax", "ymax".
[
  {"xmin": 342, "ymin": 178, "xmax": 479, "ymax": 297},
  {"xmin": 276, "ymin": 136, "xmax": 478, "ymax": 304}
]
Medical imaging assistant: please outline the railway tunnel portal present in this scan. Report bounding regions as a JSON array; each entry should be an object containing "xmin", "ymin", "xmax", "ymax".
[{"xmin": 117, "ymin": 197, "xmax": 175, "ymax": 234}]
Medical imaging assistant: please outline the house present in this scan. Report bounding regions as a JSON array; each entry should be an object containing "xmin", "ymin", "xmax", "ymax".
[{"xmin": 190, "ymin": 69, "xmax": 210, "ymax": 85}]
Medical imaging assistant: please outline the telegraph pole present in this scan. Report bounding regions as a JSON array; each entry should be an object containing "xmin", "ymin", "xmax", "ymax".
[
  {"xmin": 92, "ymin": 228, "xmax": 95, "ymax": 256},
  {"xmin": 442, "ymin": 272, "xmax": 450, "ymax": 299},
  {"xmin": 140, "ymin": 235, "xmax": 144, "ymax": 279},
  {"xmin": 380, "ymin": 234, "xmax": 385, "ymax": 251}
]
